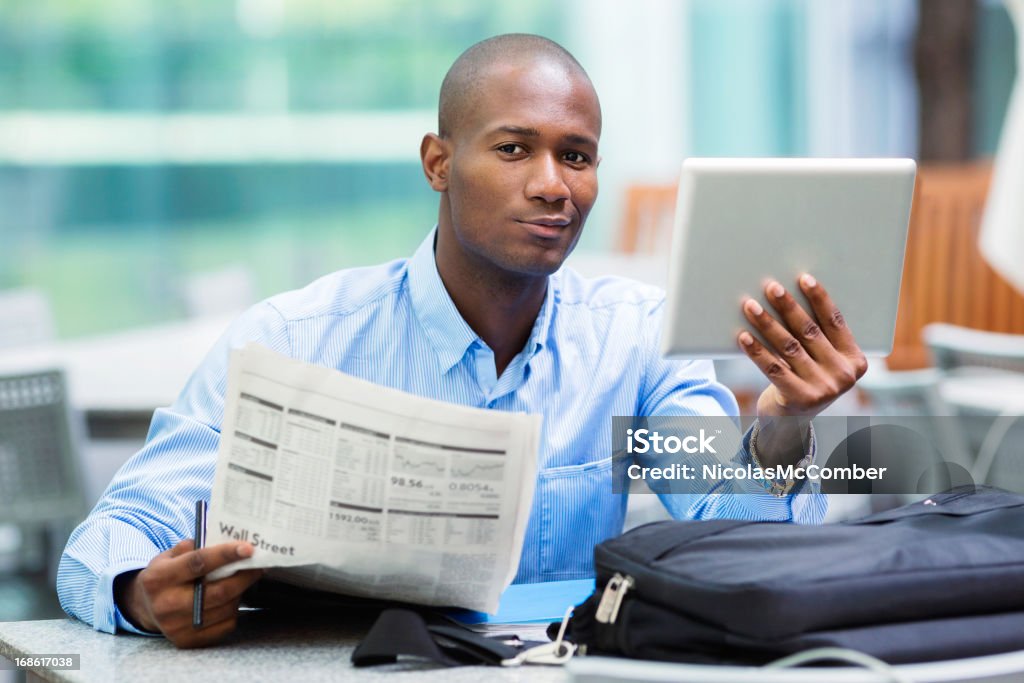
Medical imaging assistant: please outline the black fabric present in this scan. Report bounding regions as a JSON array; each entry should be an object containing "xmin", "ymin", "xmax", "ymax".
[
  {"xmin": 245, "ymin": 581, "xmax": 554, "ymax": 668},
  {"xmin": 352, "ymin": 610, "xmax": 466, "ymax": 667},
  {"xmin": 351, "ymin": 608, "xmax": 546, "ymax": 668},
  {"xmin": 571, "ymin": 486, "xmax": 1024, "ymax": 664}
]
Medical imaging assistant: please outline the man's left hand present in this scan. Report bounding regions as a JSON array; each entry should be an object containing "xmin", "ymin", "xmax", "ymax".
[{"xmin": 738, "ymin": 274, "xmax": 868, "ymax": 420}]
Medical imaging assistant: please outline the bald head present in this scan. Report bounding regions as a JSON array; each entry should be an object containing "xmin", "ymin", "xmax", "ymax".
[{"xmin": 438, "ymin": 33, "xmax": 599, "ymax": 140}]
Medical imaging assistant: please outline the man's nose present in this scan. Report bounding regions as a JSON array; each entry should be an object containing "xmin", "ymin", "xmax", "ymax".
[{"xmin": 526, "ymin": 155, "xmax": 571, "ymax": 203}]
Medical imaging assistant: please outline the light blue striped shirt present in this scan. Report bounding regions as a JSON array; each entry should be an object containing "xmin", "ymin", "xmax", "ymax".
[{"xmin": 58, "ymin": 228, "xmax": 826, "ymax": 634}]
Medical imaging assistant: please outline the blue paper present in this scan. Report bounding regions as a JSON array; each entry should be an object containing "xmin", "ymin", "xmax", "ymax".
[{"xmin": 447, "ymin": 579, "xmax": 596, "ymax": 625}]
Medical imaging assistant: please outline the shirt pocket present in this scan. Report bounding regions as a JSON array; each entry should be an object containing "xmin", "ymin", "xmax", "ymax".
[{"xmin": 538, "ymin": 456, "xmax": 622, "ymax": 579}]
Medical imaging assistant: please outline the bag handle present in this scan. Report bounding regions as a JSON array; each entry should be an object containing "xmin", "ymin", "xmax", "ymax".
[{"xmin": 610, "ymin": 518, "xmax": 754, "ymax": 565}]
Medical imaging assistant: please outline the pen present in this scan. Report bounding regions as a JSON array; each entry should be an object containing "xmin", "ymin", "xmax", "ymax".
[{"xmin": 192, "ymin": 499, "xmax": 207, "ymax": 629}]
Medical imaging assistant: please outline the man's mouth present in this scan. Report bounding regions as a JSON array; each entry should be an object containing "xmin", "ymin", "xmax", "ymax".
[
  {"xmin": 522, "ymin": 216, "xmax": 572, "ymax": 227},
  {"xmin": 517, "ymin": 216, "xmax": 573, "ymax": 239}
]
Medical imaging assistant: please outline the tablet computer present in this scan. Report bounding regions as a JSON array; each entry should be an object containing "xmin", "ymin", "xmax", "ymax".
[{"xmin": 661, "ymin": 158, "xmax": 917, "ymax": 359}]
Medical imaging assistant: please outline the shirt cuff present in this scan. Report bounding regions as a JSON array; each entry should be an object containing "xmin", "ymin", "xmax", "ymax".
[
  {"xmin": 95, "ymin": 560, "xmax": 162, "ymax": 636},
  {"xmin": 115, "ymin": 605, "xmax": 161, "ymax": 636},
  {"xmin": 114, "ymin": 578, "xmax": 163, "ymax": 637}
]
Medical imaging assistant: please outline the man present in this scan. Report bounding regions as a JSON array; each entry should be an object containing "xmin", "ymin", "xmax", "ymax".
[{"xmin": 58, "ymin": 34, "xmax": 866, "ymax": 648}]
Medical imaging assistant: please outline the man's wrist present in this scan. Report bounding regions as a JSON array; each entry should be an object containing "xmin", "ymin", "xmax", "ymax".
[
  {"xmin": 751, "ymin": 416, "xmax": 812, "ymax": 469},
  {"xmin": 113, "ymin": 570, "xmax": 159, "ymax": 634},
  {"xmin": 748, "ymin": 418, "xmax": 815, "ymax": 497}
]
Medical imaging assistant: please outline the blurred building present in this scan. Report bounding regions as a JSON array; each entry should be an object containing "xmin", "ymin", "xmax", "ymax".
[{"xmin": 0, "ymin": 0, "xmax": 1017, "ymax": 338}]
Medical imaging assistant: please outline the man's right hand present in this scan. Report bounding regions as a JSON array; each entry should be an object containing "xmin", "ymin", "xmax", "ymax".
[{"xmin": 116, "ymin": 540, "xmax": 262, "ymax": 648}]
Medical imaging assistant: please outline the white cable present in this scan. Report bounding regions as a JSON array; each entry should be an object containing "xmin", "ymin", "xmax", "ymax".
[{"xmin": 764, "ymin": 647, "xmax": 913, "ymax": 683}]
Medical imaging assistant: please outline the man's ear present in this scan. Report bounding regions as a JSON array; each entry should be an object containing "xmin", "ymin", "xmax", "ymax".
[{"xmin": 420, "ymin": 133, "xmax": 451, "ymax": 192}]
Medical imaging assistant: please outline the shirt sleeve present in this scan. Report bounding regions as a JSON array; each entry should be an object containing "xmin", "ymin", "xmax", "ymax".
[
  {"xmin": 57, "ymin": 301, "xmax": 292, "ymax": 634},
  {"xmin": 637, "ymin": 298, "xmax": 827, "ymax": 525}
]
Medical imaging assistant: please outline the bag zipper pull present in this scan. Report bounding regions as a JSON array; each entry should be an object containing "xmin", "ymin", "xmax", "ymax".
[{"xmin": 595, "ymin": 573, "xmax": 634, "ymax": 624}]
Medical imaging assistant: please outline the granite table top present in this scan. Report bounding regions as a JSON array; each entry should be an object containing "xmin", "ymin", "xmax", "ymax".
[{"xmin": 0, "ymin": 611, "xmax": 571, "ymax": 683}]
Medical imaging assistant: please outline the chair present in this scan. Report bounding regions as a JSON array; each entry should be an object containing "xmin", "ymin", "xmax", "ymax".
[
  {"xmin": 917, "ymin": 323, "xmax": 1024, "ymax": 490},
  {"xmin": 888, "ymin": 164, "xmax": 1024, "ymax": 370},
  {"xmin": 853, "ymin": 166, "xmax": 1024, "ymax": 487},
  {"xmin": 974, "ymin": 411, "xmax": 1024, "ymax": 496},
  {"xmin": 924, "ymin": 323, "xmax": 1024, "ymax": 375},
  {"xmin": 618, "ymin": 184, "xmax": 677, "ymax": 254},
  {"xmin": 922, "ymin": 322, "xmax": 1024, "ymax": 425},
  {"xmin": 856, "ymin": 365, "xmax": 948, "ymax": 414},
  {"xmin": 0, "ymin": 288, "xmax": 61, "ymax": 577},
  {"xmin": 854, "ymin": 363, "xmax": 974, "ymax": 475},
  {"xmin": 0, "ymin": 370, "xmax": 87, "ymax": 580}
]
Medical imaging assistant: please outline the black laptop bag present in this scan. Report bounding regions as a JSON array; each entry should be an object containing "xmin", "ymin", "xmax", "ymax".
[{"xmin": 570, "ymin": 486, "xmax": 1024, "ymax": 664}]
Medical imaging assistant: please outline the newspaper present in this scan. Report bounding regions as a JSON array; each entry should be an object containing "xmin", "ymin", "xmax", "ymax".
[{"xmin": 206, "ymin": 343, "xmax": 541, "ymax": 614}]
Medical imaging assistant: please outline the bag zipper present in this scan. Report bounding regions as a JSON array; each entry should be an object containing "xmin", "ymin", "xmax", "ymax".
[{"xmin": 595, "ymin": 572, "xmax": 634, "ymax": 624}]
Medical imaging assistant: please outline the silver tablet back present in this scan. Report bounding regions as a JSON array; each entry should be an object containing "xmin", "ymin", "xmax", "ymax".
[{"xmin": 661, "ymin": 158, "xmax": 917, "ymax": 358}]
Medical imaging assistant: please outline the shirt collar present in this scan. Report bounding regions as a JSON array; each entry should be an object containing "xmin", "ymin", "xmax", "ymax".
[{"xmin": 407, "ymin": 227, "xmax": 555, "ymax": 374}]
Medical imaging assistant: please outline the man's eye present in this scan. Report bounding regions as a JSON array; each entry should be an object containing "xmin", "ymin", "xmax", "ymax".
[
  {"xmin": 564, "ymin": 151, "xmax": 590, "ymax": 164},
  {"xmin": 497, "ymin": 143, "xmax": 525, "ymax": 154}
]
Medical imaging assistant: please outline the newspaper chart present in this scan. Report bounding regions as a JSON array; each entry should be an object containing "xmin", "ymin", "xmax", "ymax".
[{"xmin": 206, "ymin": 343, "xmax": 541, "ymax": 613}]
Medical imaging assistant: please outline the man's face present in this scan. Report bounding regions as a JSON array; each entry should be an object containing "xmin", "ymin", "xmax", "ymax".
[{"xmin": 437, "ymin": 59, "xmax": 601, "ymax": 279}]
